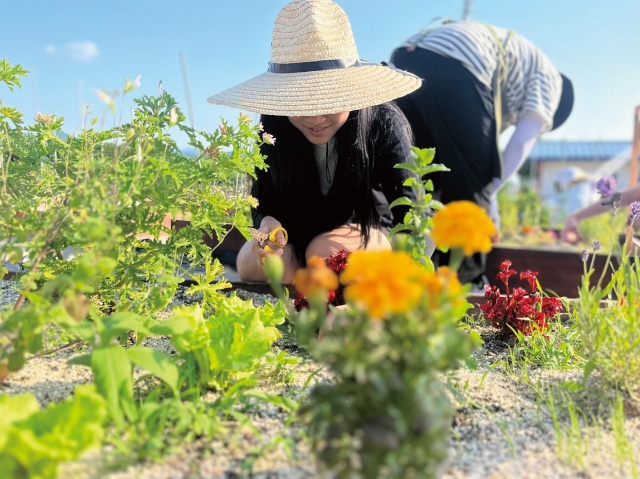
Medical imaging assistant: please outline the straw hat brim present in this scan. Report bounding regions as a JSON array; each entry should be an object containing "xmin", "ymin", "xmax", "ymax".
[{"xmin": 207, "ymin": 65, "xmax": 421, "ymax": 116}]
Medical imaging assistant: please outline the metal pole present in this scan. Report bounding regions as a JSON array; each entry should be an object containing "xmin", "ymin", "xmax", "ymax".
[
  {"xmin": 31, "ymin": 67, "xmax": 39, "ymax": 115},
  {"xmin": 462, "ymin": 0, "xmax": 472, "ymax": 20},
  {"xmin": 630, "ymin": 105, "xmax": 640, "ymax": 186},
  {"xmin": 179, "ymin": 51, "xmax": 196, "ymax": 129}
]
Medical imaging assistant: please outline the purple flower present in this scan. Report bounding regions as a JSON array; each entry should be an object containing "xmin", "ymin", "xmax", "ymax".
[
  {"xmin": 593, "ymin": 240, "xmax": 601, "ymax": 253},
  {"xmin": 601, "ymin": 191, "xmax": 623, "ymax": 215},
  {"xmin": 581, "ymin": 249, "xmax": 590, "ymax": 262},
  {"xmin": 627, "ymin": 201, "xmax": 640, "ymax": 226},
  {"xmin": 595, "ymin": 176, "xmax": 617, "ymax": 199}
]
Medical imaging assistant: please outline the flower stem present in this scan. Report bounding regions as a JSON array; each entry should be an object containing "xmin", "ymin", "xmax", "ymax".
[{"xmin": 448, "ymin": 248, "xmax": 464, "ymax": 273}]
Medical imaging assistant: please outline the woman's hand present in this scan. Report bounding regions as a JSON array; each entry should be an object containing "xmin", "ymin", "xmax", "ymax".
[
  {"xmin": 251, "ymin": 216, "xmax": 287, "ymax": 265},
  {"xmin": 560, "ymin": 214, "xmax": 582, "ymax": 244}
]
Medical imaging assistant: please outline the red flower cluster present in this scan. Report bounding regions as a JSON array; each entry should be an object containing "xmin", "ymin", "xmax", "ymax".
[
  {"xmin": 294, "ymin": 249, "xmax": 350, "ymax": 311},
  {"xmin": 479, "ymin": 260, "xmax": 563, "ymax": 336}
]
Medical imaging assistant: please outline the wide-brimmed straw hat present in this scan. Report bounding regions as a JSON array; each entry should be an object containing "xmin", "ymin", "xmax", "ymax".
[{"xmin": 207, "ymin": 0, "xmax": 422, "ymax": 116}]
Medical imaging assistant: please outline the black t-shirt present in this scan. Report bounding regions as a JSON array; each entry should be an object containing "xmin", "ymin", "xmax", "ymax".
[{"xmin": 252, "ymin": 106, "xmax": 418, "ymax": 262}]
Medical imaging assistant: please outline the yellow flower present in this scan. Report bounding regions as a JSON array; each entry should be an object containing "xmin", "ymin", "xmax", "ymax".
[
  {"xmin": 293, "ymin": 256, "xmax": 339, "ymax": 298},
  {"xmin": 341, "ymin": 250, "xmax": 427, "ymax": 319},
  {"xmin": 421, "ymin": 266, "xmax": 464, "ymax": 309},
  {"xmin": 431, "ymin": 201, "xmax": 496, "ymax": 256}
]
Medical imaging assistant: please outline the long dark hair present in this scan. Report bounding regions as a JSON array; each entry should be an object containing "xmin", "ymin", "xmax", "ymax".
[{"xmin": 254, "ymin": 102, "xmax": 411, "ymax": 264}]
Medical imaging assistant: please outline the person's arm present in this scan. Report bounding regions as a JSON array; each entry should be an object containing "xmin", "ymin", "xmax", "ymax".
[
  {"xmin": 492, "ymin": 110, "xmax": 545, "ymax": 192},
  {"xmin": 561, "ymin": 183, "xmax": 640, "ymax": 243},
  {"xmin": 488, "ymin": 112, "xmax": 544, "ymax": 243},
  {"xmin": 249, "ymin": 171, "xmax": 286, "ymax": 257}
]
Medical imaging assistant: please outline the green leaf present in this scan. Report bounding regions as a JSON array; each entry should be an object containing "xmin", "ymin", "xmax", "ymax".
[
  {"xmin": 0, "ymin": 385, "xmax": 106, "ymax": 479},
  {"xmin": 127, "ymin": 346, "xmax": 180, "ymax": 396},
  {"xmin": 0, "ymin": 60, "xmax": 29, "ymax": 91},
  {"xmin": 90, "ymin": 346, "xmax": 136, "ymax": 427},
  {"xmin": 388, "ymin": 224, "xmax": 411, "ymax": 237},
  {"xmin": 7, "ymin": 350, "xmax": 25, "ymax": 372},
  {"xmin": 402, "ymin": 177, "xmax": 418, "ymax": 188},
  {"xmin": 393, "ymin": 162, "xmax": 421, "ymax": 174},
  {"xmin": 24, "ymin": 384, "xmax": 107, "ymax": 450},
  {"xmin": 258, "ymin": 300, "xmax": 287, "ymax": 327},
  {"xmin": 6, "ymin": 245, "xmax": 24, "ymax": 264},
  {"xmin": 148, "ymin": 286, "xmax": 171, "ymax": 310},
  {"xmin": 558, "ymin": 380, "xmax": 584, "ymax": 392},
  {"xmin": 412, "ymin": 146, "xmax": 436, "ymax": 163},
  {"xmin": 148, "ymin": 315, "xmax": 194, "ymax": 336},
  {"xmin": 67, "ymin": 354, "xmax": 92, "ymax": 368},
  {"xmin": 100, "ymin": 312, "xmax": 151, "ymax": 346},
  {"xmin": 0, "ymin": 393, "xmax": 40, "ymax": 434},
  {"xmin": 582, "ymin": 359, "xmax": 597, "ymax": 385},
  {"xmin": 96, "ymin": 257, "xmax": 117, "ymax": 275},
  {"xmin": 389, "ymin": 197, "xmax": 413, "ymax": 209},
  {"xmin": 69, "ymin": 188, "xmax": 82, "ymax": 209},
  {"xmin": 209, "ymin": 308, "xmax": 280, "ymax": 376},
  {"xmin": 243, "ymin": 389, "xmax": 299, "ymax": 412}
]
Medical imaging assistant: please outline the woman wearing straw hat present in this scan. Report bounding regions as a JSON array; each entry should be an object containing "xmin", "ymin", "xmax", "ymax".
[
  {"xmin": 390, "ymin": 20, "xmax": 574, "ymax": 285},
  {"xmin": 208, "ymin": 0, "xmax": 423, "ymax": 283}
]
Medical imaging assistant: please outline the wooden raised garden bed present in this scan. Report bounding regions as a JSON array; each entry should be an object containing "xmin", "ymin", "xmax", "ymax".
[
  {"xmin": 4, "ymin": 222, "xmax": 630, "ymax": 305},
  {"xmin": 485, "ymin": 245, "xmax": 613, "ymax": 299}
]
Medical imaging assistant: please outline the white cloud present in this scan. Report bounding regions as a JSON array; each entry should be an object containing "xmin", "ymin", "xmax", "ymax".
[{"xmin": 44, "ymin": 41, "xmax": 100, "ymax": 62}]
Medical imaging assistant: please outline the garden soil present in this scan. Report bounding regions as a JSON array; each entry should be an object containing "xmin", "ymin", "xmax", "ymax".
[{"xmin": 1, "ymin": 281, "xmax": 638, "ymax": 479}]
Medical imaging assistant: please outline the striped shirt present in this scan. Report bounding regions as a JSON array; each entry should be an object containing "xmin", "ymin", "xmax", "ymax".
[{"xmin": 402, "ymin": 21, "xmax": 562, "ymax": 133}]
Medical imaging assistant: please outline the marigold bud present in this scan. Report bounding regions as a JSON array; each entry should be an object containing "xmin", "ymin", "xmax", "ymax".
[
  {"xmin": 264, "ymin": 255, "xmax": 284, "ymax": 285},
  {"xmin": 293, "ymin": 256, "xmax": 339, "ymax": 298}
]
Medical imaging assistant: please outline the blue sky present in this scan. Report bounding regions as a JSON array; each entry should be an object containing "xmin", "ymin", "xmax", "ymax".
[{"xmin": 2, "ymin": 0, "xmax": 639, "ymax": 148}]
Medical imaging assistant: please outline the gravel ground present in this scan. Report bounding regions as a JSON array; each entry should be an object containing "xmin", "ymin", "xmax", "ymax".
[{"xmin": 1, "ymin": 281, "xmax": 638, "ymax": 479}]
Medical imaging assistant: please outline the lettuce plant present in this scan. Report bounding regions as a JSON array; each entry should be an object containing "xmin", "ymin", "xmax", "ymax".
[{"xmin": 0, "ymin": 384, "xmax": 107, "ymax": 479}]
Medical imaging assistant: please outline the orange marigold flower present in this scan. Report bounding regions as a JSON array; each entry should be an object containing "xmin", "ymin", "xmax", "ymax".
[
  {"xmin": 341, "ymin": 250, "xmax": 427, "ymax": 319},
  {"xmin": 293, "ymin": 255, "xmax": 339, "ymax": 298},
  {"xmin": 421, "ymin": 266, "xmax": 464, "ymax": 308},
  {"xmin": 431, "ymin": 200, "xmax": 496, "ymax": 256}
]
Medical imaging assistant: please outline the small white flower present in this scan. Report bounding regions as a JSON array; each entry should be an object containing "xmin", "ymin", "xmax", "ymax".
[
  {"xmin": 169, "ymin": 107, "xmax": 178, "ymax": 126},
  {"xmin": 262, "ymin": 132, "xmax": 276, "ymax": 145},
  {"xmin": 94, "ymin": 89, "xmax": 112, "ymax": 104},
  {"xmin": 124, "ymin": 75, "xmax": 141, "ymax": 93}
]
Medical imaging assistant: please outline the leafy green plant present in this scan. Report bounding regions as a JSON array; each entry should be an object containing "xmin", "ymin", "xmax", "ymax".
[
  {"xmin": 108, "ymin": 378, "xmax": 255, "ymax": 465},
  {"xmin": 508, "ymin": 318, "xmax": 583, "ymax": 371},
  {"xmin": 261, "ymin": 349, "xmax": 304, "ymax": 385},
  {"xmin": 0, "ymin": 384, "xmax": 107, "ymax": 479},
  {"xmin": 574, "ymin": 245, "xmax": 640, "ymax": 394},
  {"xmin": 545, "ymin": 384, "xmax": 592, "ymax": 469},
  {"xmin": 1, "ymin": 59, "xmax": 290, "ymax": 473},
  {"xmin": 610, "ymin": 393, "xmax": 639, "ymax": 478},
  {"xmin": 497, "ymin": 183, "xmax": 552, "ymax": 244},
  {"xmin": 0, "ymin": 59, "xmax": 268, "ymax": 375},
  {"xmin": 153, "ymin": 295, "xmax": 287, "ymax": 393},
  {"xmin": 389, "ymin": 146, "xmax": 447, "ymax": 270},
  {"xmin": 264, "ymin": 249, "xmax": 480, "ymax": 479}
]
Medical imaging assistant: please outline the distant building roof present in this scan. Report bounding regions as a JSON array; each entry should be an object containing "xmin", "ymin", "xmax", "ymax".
[{"xmin": 527, "ymin": 140, "xmax": 631, "ymax": 161}]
